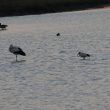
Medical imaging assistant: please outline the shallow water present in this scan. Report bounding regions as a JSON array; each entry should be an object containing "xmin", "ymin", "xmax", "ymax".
[{"xmin": 0, "ymin": 9, "xmax": 110, "ymax": 110}]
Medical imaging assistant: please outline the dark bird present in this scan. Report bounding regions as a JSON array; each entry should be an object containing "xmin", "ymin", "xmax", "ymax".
[
  {"xmin": 77, "ymin": 52, "xmax": 90, "ymax": 60},
  {"xmin": 0, "ymin": 23, "xmax": 8, "ymax": 30},
  {"xmin": 9, "ymin": 44, "xmax": 26, "ymax": 61},
  {"xmin": 56, "ymin": 33, "xmax": 60, "ymax": 36}
]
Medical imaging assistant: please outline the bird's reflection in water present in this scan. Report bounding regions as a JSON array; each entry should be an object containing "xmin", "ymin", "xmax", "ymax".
[{"xmin": 11, "ymin": 60, "xmax": 26, "ymax": 64}]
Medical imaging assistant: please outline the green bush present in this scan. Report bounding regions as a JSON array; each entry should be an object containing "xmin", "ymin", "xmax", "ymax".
[{"xmin": 0, "ymin": 0, "xmax": 109, "ymax": 16}]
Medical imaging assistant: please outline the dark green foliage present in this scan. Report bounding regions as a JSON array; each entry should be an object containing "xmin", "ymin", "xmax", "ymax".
[{"xmin": 0, "ymin": 0, "xmax": 109, "ymax": 16}]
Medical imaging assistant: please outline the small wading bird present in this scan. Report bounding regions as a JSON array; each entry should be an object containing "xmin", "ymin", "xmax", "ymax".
[
  {"xmin": 56, "ymin": 33, "xmax": 60, "ymax": 36},
  {"xmin": 77, "ymin": 52, "xmax": 90, "ymax": 60},
  {"xmin": 0, "ymin": 23, "xmax": 8, "ymax": 30},
  {"xmin": 9, "ymin": 44, "xmax": 26, "ymax": 61}
]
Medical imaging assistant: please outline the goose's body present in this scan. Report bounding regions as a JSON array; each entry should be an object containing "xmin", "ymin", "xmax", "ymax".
[
  {"xmin": 77, "ymin": 52, "xmax": 90, "ymax": 60},
  {"xmin": 9, "ymin": 44, "xmax": 26, "ymax": 61},
  {"xmin": 0, "ymin": 23, "xmax": 8, "ymax": 30}
]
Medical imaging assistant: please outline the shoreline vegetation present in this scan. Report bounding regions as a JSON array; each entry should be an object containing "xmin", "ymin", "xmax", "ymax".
[{"xmin": 0, "ymin": 0, "xmax": 110, "ymax": 17}]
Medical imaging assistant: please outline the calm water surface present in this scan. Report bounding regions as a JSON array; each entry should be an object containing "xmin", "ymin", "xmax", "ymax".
[{"xmin": 0, "ymin": 9, "xmax": 110, "ymax": 110}]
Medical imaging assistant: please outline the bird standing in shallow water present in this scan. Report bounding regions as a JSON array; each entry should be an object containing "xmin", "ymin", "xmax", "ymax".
[
  {"xmin": 77, "ymin": 52, "xmax": 90, "ymax": 60},
  {"xmin": 9, "ymin": 44, "xmax": 26, "ymax": 61},
  {"xmin": 56, "ymin": 33, "xmax": 60, "ymax": 36},
  {"xmin": 0, "ymin": 23, "xmax": 8, "ymax": 30}
]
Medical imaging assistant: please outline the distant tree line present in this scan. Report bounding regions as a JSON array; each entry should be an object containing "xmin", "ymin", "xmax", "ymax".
[{"xmin": 0, "ymin": 0, "xmax": 109, "ymax": 16}]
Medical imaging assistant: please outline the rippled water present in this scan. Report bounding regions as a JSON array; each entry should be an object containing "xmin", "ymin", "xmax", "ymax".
[{"xmin": 0, "ymin": 9, "xmax": 110, "ymax": 110}]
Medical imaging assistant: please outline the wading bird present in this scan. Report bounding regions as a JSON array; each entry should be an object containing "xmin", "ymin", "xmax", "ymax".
[
  {"xmin": 9, "ymin": 44, "xmax": 26, "ymax": 61},
  {"xmin": 77, "ymin": 52, "xmax": 90, "ymax": 60},
  {"xmin": 0, "ymin": 23, "xmax": 8, "ymax": 30},
  {"xmin": 56, "ymin": 33, "xmax": 60, "ymax": 36}
]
